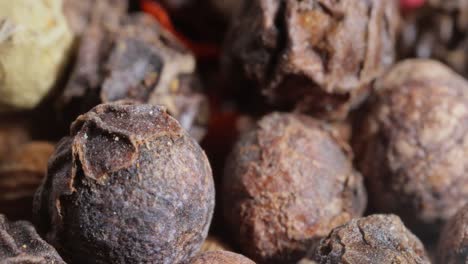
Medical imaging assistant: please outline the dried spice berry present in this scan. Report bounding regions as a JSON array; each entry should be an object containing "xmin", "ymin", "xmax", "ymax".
[
  {"xmin": 398, "ymin": 0, "xmax": 468, "ymax": 77},
  {"xmin": 222, "ymin": 0, "xmax": 400, "ymax": 120},
  {"xmin": 436, "ymin": 204, "xmax": 468, "ymax": 264},
  {"xmin": 354, "ymin": 59, "xmax": 468, "ymax": 238},
  {"xmin": 0, "ymin": 142, "xmax": 55, "ymax": 221},
  {"xmin": 190, "ymin": 250, "xmax": 255, "ymax": 264},
  {"xmin": 0, "ymin": 214, "xmax": 65, "ymax": 263},
  {"xmin": 314, "ymin": 214, "xmax": 430, "ymax": 264},
  {"xmin": 33, "ymin": 102, "xmax": 215, "ymax": 263},
  {"xmin": 223, "ymin": 113, "xmax": 366, "ymax": 263},
  {"xmin": 61, "ymin": 13, "xmax": 208, "ymax": 141},
  {"xmin": 0, "ymin": 0, "xmax": 73, "ymax": 111}
]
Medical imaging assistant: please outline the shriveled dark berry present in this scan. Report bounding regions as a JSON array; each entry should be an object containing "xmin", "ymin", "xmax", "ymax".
[
  {"xmin": 354, "ymin": 59, "xmax": 468, "ymax": 238},
  {"xmin": 0, "ymin": 214, "xmax": 65, "ymax": 263},
  {"xmin": 223, "ymin": 0, "xmax": 400, "ymax": 119},
  {"xmin": 223, "ymin": 113, "xmax": 366, "ymax": 263},
  {"xmin": 61, "ymin": 13, "xmax": 208, "ymax": 141},
  {"xmin": 33, "ymin": 101, "xmax": 215, "ymax": 264},
  {"xmin": 315, "ymin": 214, "xmax": 430, "ymax": 264}
]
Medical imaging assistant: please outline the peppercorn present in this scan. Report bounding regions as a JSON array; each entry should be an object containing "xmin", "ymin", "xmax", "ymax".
[
  {"xmin": 0, "ymin": 214, "xmax": 65, "ymax": 263},
  {"xmin": 436, "ymin": 204, "xmax": 468, "ymax": 264},
  {"xmin": 353, "ymin": 59, "xmax": 468, "ymax": 239},
  {"xmin": 0, "ymin": 0, "xmax": 73, "ymax": 111},
  {"xmin": 398, "ymin": 0, "xmax": 468, "ymax": 77},
  {"xmin": 222, "ymin": 0, "xmax": 400, "ymax": 120},
  {"xmin": 0, "ymin": 141, "xmax": 54, "ymax": 221},
  {"xmin": 190, "ymin": 251, "xmax": 255, "ymax": 264},
  {"xmin": 33, "ymin": 101, "xmax": 215, "ymax": 263},
  {"xmin": 314, "ymin": 214, "xmax": 431, "ymax": 264},
  {"xmin": 223, "ymin": 112, "xmax": 366, "ymax": 263},
  {"xmin": 60, "ymin": 12, "xmax": 209, "ymax": 141}
]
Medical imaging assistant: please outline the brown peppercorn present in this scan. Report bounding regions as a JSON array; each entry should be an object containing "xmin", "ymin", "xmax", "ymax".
[
  {"xmin": 436, "ymin": 204, "xmax": 468, "ymax": 264},
  {"xmin": 61, "ymin": 12, "xmax": 209, "ymax": 141},
  {"xmin": 0, "ymin": 214, "xmax": 65, "ymax": 263},
  {"xmin": 190, "ymin": 250, "xmax": 255, "ymax": 264},
  {"xmin": 223, "ymin": 113, "xmax": 366, "ymax": 263},
  {"xmin": 33, "ymin": 102, "xmax": 215, "ymax": 263},
  {"xmin": 222, "ymin": 0, "xmax": 400, "ymax": 120},
  {"xmin": 354, "ymin": 59, "xmax": 468, "ymax": 238},
  {"xmin": 398, "ymin": 0, "xmax": 468, "ymax": 77},
  {"xmin": 0, "ymin": 141, "xmax": 55, "ymax": 221},
  {"xmin": 314, "ymin": 214, "xmax": 430, "ymax": 264}
]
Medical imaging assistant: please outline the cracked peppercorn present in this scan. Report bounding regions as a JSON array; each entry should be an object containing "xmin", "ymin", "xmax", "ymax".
[
  {"xmin": 222, "ymin": 0, "xmax": 400, "ymax": 120},
  {"xmin": 314, "ymin": 214, "xmax": 430, "ymax": 264},
  {"xmin": 33, "ymin": 101, "xmax": 215, "ymax": 263},
  {"xmin": 60, "ymin": 12, "xmax": 208, "ymax": 141},
  {"xmin": 354, "ymin": 59, "xmax": 468, "ymax": 239},
  {"xmin": 0, "ymin": 214, "xmax": 65, "ymax": 263},
  {"xmin": 223, "ymin": 112, "xmax": 366, "ymax": 264}
]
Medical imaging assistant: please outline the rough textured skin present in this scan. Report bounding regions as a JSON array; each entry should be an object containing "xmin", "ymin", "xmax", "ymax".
[
  {"xmin": 190, "ymin": 251, "xmax": 255, "ymax": 264},
  {"xmin": 354, "ymin": 59, "xmax": 468, "ymax": 238},
  {"xmin": 0, "ymin": 142, "xmax": 54, "ymax": 221},
  {"xmin": 61, "ymin": 13, "xmax": 208, "ymax": 141},
  {"xmin": 33, "ymin": 102, "xmax": 215, "ymax": 264},
  {"xmin": 315, "ymin": 214, "xmax": 430, "ymax": 264},
  {"xmin": 437, "ymin": 204, "xmax": 468, "ymax": 264},
  {"xmin": 63, "ymin": 0, "xmax": 128, "ymax": 36},
  {"xmin": 223, "ymin": 0, "xmax": 400, "ymax": 120},
  {"xmin": 223, "ymin": 113, "xmax": 366, "ymax": 263},
  {"xmin": 0, "ymin": 214, "xmax": 65, "ymax": 264},
  {"xmin": 399, "ymin": 0, "xmax": 468, "ymax": 77}
]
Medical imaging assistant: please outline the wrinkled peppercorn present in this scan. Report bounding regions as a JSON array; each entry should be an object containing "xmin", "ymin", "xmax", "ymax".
[
  {"xmin": 314, "ymin": 214, "xmax": 430, "ymax": 264},
  {"xmin": 191, "ymin": 250, "xmax": 255, "ymax": 264},
  {"xmin": 33, "ymin": 102, "xmax": 215, "ymax": 263},
  {"xmin": 436, "ymin": 204, "xmax": 468, "ymax": 264},
  {"xmin": 0, "ymin": 214, "xmax": 65, "ymax": 263},
  {"xmin": 61, "ymin": 13, "xmax": 209, "ymax": 141},
  {"xmin": 0, "ymin": 141, "xmax": 55, "ymax": 221},
  {"xmin": 223, "ymin": 0, "xmax": 400, "ymax": 119},
  {"xmin": 354, "ymin": 59, "xmax": 468, "ymax": 238},
  {"xmin": 223, "ymin": 113, "xmax": 366, "ymax": 263},
  {"xmin": 398, "ymin": 0, "xmax": 468, "ymax": 77}
]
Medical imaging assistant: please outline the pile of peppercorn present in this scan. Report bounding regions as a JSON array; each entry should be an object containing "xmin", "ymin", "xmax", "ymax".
[{"xmin": 0, "ymin": 0, "xmax": 466, "ymax": 263}]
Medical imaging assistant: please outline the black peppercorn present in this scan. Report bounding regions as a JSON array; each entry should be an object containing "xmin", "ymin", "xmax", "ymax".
[
  {"xmin": 223, "ymin": 112, "xmax": 366, "ymax": 263},
  {"xmin": 222, "ymin": 0, "xmax": 400, "ymax": 119},
  {"xmin": 0, "ymin": 214, "xmax": 65, "ymax": 263},
  {"xmin": 314, "ymin": 214, "xmax": 431, "ymax": 264},
  {"xmin": 33, "ymin": 101, "xmax": 215, "ymax": 263},
  {"xmin": 354, "ymin": 59, "xmax": 468, "ymax": 239},
  {"xmin": 61, "ymin": 13, "xmax": 209, "ymax": 141}
]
